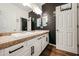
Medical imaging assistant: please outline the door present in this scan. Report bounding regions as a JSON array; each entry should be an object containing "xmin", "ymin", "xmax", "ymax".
[{"xmin": 56, "ymin": 4, "xmax": 77, "ymax": 54}]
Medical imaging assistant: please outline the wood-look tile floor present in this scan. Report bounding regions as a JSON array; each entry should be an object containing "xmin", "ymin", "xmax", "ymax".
[{"xmin": 40, "ymin": 44, "xmax": 77, "ymax": 56}]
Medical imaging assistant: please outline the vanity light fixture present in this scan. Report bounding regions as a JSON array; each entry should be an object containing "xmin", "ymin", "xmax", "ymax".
[
  {"xmin": 22, "ymin": 3, "xmax": 32, "ymax": 8},
  {"xmin": 33, "ymin": 6, "xmax": 42, "ymax": 15},
  {"xmin": 22, "ymin": 3, "xmax": 42, "ymax": 15}
]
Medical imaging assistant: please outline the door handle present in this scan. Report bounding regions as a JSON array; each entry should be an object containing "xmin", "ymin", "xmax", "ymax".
[{"xmin": 31, "ymin": 46, "xmax": 34, "ymax": 56}]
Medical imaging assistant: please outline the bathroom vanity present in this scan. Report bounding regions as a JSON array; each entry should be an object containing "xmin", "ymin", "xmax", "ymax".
[{"xmin": 0, "ymin": 30, "xmax": 49, "ymax": 56}]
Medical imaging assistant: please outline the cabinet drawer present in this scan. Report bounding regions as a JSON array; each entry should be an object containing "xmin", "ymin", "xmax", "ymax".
[
  {"xmin": 27, "ymin": 38, "xmax": 37, "ymax": 46},
  {"xmin": 41, "ymin": 38, "xmax": 46, "ymax": 51},
  {"xmin": 34, "ymin": 46, "xmax": 42, "ymax": 56},
  {"xmin": 4, "ymin": 42, "xmax": 26, "ymax": 56},
  {"xmin": 23, "ymin": 48, "xmax": 31, "ymax": 56}
]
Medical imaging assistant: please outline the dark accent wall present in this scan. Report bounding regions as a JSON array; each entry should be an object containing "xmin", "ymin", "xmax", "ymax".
[{"xmin": 42, "ymin": 3, "xmax": 65, "ymax": 44}]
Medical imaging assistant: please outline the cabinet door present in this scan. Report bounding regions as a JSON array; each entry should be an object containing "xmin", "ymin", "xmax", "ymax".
[
  {"xmin": 34, "ymin": 37, "xmax": 42, "ymax": 56},
  {"xmin": 0, "ymin": 50, "xmax": 4, "ymax": 56},
  {"xmin": 41, "ymin": 35, "xmax": 47, "ymax": 51},
  {"xmin": 28, "ymin": 43, "xmax": 36, "ymax": 56},
  {"xmin": 21, "ymin": 42, "xmax": 31, "ymax": 56},
  {"xmin": 30, "ymin": 39, "xmax": 41, "ymax": 56},
  {"xmin": 29, "ymin": 37, "xmax": 42, "ymax": 56}
]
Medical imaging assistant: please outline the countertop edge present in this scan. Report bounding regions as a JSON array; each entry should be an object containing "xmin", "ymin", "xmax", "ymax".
[{"xmin": 0, "ymin": 31, "xmax": 49, "ymax": 50}]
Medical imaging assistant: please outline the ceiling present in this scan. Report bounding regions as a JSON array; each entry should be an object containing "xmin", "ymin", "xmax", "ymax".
[{"xmin": 12, "ymin": 3, "xmax": 44, "ymax": 13}]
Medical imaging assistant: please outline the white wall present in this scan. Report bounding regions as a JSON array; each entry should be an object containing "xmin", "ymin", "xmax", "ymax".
[
  {"xmin": 78, "ymin": 6, "xmax": 79, "ymax": 45},
  {"xmin": 27, "ymin": 17, "xmax": 31, "ymax": 31},
  {"xmin": 0, "ymin": 3, "xmax": 31, "ymax": 32}
]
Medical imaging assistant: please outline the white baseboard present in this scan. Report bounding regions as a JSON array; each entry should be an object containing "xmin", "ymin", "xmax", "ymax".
[{"xmin": 48, "ymin": 43, "xmax": 56, "ymax": 47}]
